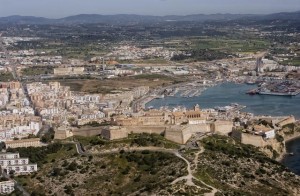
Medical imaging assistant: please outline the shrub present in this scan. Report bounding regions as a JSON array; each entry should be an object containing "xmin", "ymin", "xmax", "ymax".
[
  {"xmin": 67, "ymin": 162, "xmax": 78, "ymax": 171},
  {"xmin": 275, "ymin": 134, "xmax": 284, "ymax": 143}
]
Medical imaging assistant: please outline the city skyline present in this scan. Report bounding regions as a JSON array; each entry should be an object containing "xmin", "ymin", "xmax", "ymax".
[{"xmin": 0, "ymin": 0, "xmax": 299, "ymax": 18}]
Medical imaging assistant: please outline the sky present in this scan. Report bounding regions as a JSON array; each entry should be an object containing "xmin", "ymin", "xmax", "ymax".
[{"xmin": 0, "ymin": 0, "xmax": 299, "ymax": 18}]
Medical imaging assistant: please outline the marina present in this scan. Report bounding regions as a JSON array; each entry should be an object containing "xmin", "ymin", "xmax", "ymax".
[
  {"xmin": 164, "ymin": 81, "xmax": 215, "ymax": 98},
  {"xmin": 146, "ymin": 83, "xmax": 300, "ymax": 119},
  {"xmin": 246, "ymin": 80, "xmax": 300, "ymax": 97}
]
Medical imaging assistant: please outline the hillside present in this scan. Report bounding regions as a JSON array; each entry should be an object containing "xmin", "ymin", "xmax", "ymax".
[{"xmin": 9, "ymin": 134, "xmax": 300, "ymax": 195}]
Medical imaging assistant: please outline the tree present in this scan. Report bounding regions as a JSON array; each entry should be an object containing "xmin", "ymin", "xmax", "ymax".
[
  {"xmin": 275, "ymin": 134, "xmax": 284, "ymax": 143},
  {"xmin": 0, "ymin": 142, "xmax": 5, "ymax": 151},
  {"xmin": 41, "ymin": 127, "xmax": 55, "ymax": 143}
]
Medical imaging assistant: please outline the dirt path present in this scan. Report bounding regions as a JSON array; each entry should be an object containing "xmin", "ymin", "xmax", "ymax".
[
  {"xmin": 192, "ymin": 146, "xmax": 204, "ymax": 172},
  {"xmin": 171, "ymin": 152, "xmax": 201, "ymax": 188},
  {"xmin": 84, "ymin": 145, "xmax": 220, "ymax": 195},
  {"xmin": 171, "ymin": 146, "xmax": 219, "ymax": 196}
]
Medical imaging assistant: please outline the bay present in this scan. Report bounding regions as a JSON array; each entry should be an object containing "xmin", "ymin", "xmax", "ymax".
[
  {"xmin": 146, "ymin": 83, "xmax": 300, "ymax": 118},
  {"xmin": 146, "ymin": 82, "xmax": 300, "ymax": 174}
]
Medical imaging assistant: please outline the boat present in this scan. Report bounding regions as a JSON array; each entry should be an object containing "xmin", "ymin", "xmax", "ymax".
[
  {"xmin": 258, "ymin": 91, "xmax": 296, "ymax": 96},
  {"xmin": 155, "ymin": 95, "xmax": 165, "ymax": 99},
  {"xmin": 147, "ymin": 106, "xmax": 154, "ymax": 109},
  {"xmin": 246, "ymin": 80, "xmax": 256, "ymax": 85},
  {"xmin": 246, "ymin": 89, "xmax": 258, "ymax": 95}
]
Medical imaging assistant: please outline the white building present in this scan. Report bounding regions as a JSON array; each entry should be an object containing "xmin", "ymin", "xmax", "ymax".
[
  {"xmin": 0, "ymin": 153, "xmax": 19, "ymax": 159},
  {"xmin": 7, "ymin": 121, "xmax": 40, "ymax": 138},
  {"xmin": 5, "ymin": 164, "xmax": 38, "ymax": 174},
  {"xmin": 0, "ymin": 181, "xmax": 15, "ymax": 194},
  {"xmin": 188, "ymin": 119, "xmax": 207, "ymax": 125},
  {"xmin": 253, "ymin": 125, "xmax": 275, "ymax": 139},
  {"xmin": 0, "ymin": 158, "xmax": 29, "ymax": 167},
  {"xmin": 263, "ymin": 129, "xmax": 275, "ymax": 139},
  {"xmin": 0, "ymin": 152, "xmax": 38, "ymax": 175},
  {"xmin": 12, "ymin": 107, "xmax": 35, "ymax": 115}
]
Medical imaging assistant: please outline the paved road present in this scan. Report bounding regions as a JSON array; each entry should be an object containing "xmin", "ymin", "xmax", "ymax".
[{"xmin": 75, "ymin": 142, "xmax": 86, "ymax": 155}]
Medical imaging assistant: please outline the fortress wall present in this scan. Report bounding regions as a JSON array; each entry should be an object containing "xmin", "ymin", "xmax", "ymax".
[
  {"xmin": 213, "ymin": 121, "xmax": 233, "ymax": 136},
  {"xmin": 165, "ymin": 129, "xmax": 185, "ymax": 144},
  {"xmin": 277, "ymin": 116, "xmax": 296, "ymax": 127},
  {"xmin": 231, "ymin": 130, "xmax": 242, "ymax": 142},
  {"xmin": 73, "ymin": 127, "xmax": 103, "ymax": 137},
  {"xmin": 241, "ymin": 133, "xmax": 265, "ymax": 148},
  {"xmin": 54, "ymin": 131, "xmax": 73, "ymax": 140},
  {"xmin": 125, "ymin": 126, "xmax": 166, "ymax": 135},
  {"xmin": 102, "ymin": 127, "xmax": 128, "ymax": 140},
  {"xmin": 181, "ymin": 128, "xmax": 193, "ymax": 144},
  {"xmin": 186, "ymin": 124, "xmax": 211, "ymax": 134}
]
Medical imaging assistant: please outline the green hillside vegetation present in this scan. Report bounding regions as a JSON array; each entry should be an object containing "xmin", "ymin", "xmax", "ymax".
[
  {"xmin": 12, "ymin": 134, "xmax": 300, "ymax": 195},
  {"xmin": 0, "ymin": 72, "xmax": 14, "ymax": 82},
  {"xmin": 189, "ymin": 135, "xmax": 300, "ymax": 195},
  {"xmin": 16, "ymin": 150, "xmax": 187, "ymax": 195}
]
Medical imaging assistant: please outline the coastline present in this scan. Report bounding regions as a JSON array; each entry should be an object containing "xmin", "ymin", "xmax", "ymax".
[
  {"xmin": 278, "ymin": 131, "xmax": 300, "ymax": 162},
  {"xmin": 144, "ymin": 81, "xmax": 300, "ymax": 165},
  {"xmin": 284, "ymin": 131, "xmax": 300, "ymax": 143}
]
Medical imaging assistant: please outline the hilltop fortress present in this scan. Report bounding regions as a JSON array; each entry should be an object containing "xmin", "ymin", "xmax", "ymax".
[
  {"xmin": 102, "ymin": 104, "xmax": 233, "ymax": 144},
  {"xmin": 56, "ymin": 104, "xmax": 233, "ymax": 144}
]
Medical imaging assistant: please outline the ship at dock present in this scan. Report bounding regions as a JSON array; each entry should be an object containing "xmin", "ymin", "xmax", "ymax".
[
  {"xmin": 258, "ymin": 90, "xmax": 300, "ymax": 96},
  {"xmin": 246, "ymin": 80, "xmax": 300, "ymax": 97},
  {"xmin": 246, "ymin": 88, "xmax": 300, "ymax": 96}
]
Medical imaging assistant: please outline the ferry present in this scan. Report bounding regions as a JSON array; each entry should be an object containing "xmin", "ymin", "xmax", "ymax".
[{"xmin": 258, "ymin": 90, "xmax": 298, "ymax": 96}]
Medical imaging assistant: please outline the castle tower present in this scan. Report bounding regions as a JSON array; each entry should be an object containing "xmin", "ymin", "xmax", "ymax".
[{"xmin": 194, "ymin": 104, "xmax": 200, "ymax": 112}]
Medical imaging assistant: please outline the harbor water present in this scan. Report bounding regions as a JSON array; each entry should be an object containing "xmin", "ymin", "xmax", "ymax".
[
  {"xmin": 146, "ymin": 82, "xmax": 300, "ymax": 174},
  {"xmin": 146, "ymin": 83, "xmax": 300, "ymax": 118}
]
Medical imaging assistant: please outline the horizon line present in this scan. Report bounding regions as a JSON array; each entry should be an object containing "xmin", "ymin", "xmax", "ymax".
[{"xmin": 0, "ymin": 10, "xmax": 299, "ymax": 19}]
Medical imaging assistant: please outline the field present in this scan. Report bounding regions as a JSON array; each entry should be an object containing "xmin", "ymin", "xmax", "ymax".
[
  {"xmin": 0, "ymin": 72, "xmax": 14, "ymax": 82},
  {"xmin": 190, "ymin": 37, "xmax": 270, "ymax": 53},
  {"xmin": 282, "ymin": 57, "xmax": 300, "ymax": 66},
  {"xmin": 21, "ymin": 66, "xmax": 54, "ymax": 76},
  {"xmin": 57, "ymin": 74, "xmax": 186, "ymax": 94}
]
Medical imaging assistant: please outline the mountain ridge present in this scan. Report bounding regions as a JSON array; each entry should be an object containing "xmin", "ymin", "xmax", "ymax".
[{"xmin": 0, "ymin": 11, "xmax": 299, "ymax": 24}]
